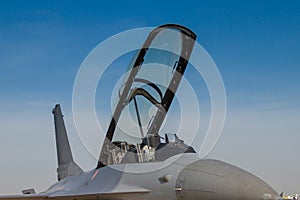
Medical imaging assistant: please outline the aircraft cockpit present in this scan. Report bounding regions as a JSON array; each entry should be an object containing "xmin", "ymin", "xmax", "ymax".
[{"xmin": 97, "ymin": 24, "xmax": 197, "ymax": 168}]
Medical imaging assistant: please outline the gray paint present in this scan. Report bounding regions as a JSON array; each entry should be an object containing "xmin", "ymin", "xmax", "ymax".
[
  {"xmin": 52, "ymin": 104, "xmax": 83, "ymax": 181},
  {"xmin": 34, "ymin": 154, "xmax": 279, "ymax": 200},
  {"xmin": 177, "ymin": 159, "xmax": 279, "ymax": 200}
]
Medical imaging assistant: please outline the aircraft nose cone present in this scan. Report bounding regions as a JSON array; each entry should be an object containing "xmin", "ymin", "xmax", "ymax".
[{"xmin": 176, "ymin": 159, "xmax": 279, "ymax": 200}]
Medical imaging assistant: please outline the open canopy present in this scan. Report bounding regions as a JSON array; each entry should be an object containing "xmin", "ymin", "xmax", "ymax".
[{"xmin": 97, "ymin": 24, "xmax": 197, "ymax": 168}]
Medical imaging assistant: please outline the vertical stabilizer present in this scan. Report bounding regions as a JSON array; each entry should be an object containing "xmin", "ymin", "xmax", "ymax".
[{"xmin": 52, "ymin": 104, "xmax": 83, "ymax": 181}]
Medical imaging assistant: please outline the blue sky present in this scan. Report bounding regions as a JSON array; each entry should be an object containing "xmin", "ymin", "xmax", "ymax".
[{"xmin": 0, "ymin": 0, "xmax": 299, "ymax": 195}]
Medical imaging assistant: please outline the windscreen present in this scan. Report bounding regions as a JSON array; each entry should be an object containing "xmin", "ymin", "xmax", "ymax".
[
  {"xmin": 114, "ymin": 29, "xmax": 182, "ymax": 143},
  {"xmin": 97, "ymin": 25, "xmax": 196, "ymax": 167}
]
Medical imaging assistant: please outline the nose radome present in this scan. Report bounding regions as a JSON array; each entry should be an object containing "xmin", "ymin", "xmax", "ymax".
[{"xmin": 176, "ymin": 159, "xmax": 280, "ymax": 200}]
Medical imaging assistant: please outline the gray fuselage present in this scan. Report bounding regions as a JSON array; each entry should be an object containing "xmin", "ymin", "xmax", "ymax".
[{"xmin": 43, "ymin": 153, "xmax": 279, "ymax": 200}]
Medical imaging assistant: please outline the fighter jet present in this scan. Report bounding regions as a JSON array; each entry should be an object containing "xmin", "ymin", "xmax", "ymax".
[{"xmin": 0, "ymin": 24, "xmax": 280, "ymax": 200}]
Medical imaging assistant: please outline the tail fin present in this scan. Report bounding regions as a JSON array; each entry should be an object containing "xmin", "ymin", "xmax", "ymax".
[{"xmin": 52, "ymin": 104, "xmax": 83, "ymax": 181}]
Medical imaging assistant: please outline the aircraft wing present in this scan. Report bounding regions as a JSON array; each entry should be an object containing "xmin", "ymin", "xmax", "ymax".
[
  {"xmin": 0, "ymin": 195, "xmax": 47, "ymax": 200},
  {"xmin": 50, "ymin": 191, "xmax": 150, "ymax": 200},
  {"xmin": 49, "ymin": 186, "xmax": 151, "ymax": 200},
  {"xmin": 0, "ymin": 193, "xmax": 149, "ymax": 200},
  {"xmin": 0, "ymin": 187, "xmax": 151, "ymax": 200}
]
